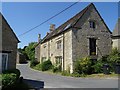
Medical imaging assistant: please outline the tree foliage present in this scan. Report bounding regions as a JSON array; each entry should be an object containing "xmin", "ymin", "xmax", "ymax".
[
  {"xmin": 108, "ymin": 48, "xmax": 120, "ymax": 64},
  {"xmin": 24, "ymin": 42, "xmax": 37, "ymax": 61}
]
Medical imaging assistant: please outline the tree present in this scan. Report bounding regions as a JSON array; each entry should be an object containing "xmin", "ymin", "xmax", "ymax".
[{"xmin": 24, "ymin": 42, "xmax": 37, "ymax": 61}]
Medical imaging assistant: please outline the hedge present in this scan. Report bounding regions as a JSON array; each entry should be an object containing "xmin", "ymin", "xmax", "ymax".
[
  {"xmin": 1, "ymin": 69, "xmax": 21, "ymax": 89},
  {"xmin": 74, "ymin": 57, "xmax": 92, "ymax": 75},
  {"xmin": 41, "ymin": 60, "xmax": 53, "ymax": 71},
  {"xmin": 3, "ymin": 69, "xmax": 20, "ymax": 80},
  {"xmin": 1, "ymin": 73, "xmax": 17, "ymax": 89}
]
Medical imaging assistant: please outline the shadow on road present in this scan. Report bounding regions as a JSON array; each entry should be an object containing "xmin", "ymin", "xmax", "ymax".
[
  {"xmin": 19, "ymin": 61, "xmax": 28, "ymax": 64},
  {"xmin": 41, "ymin": 88, "xmax": 119, "ymax": 90},
  {"xmin": 23, "ymin": 79, "xmax": 44, "ymax": 89}
]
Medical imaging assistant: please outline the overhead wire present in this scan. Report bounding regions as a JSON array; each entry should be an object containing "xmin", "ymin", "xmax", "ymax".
[{"xmin": 18, "ymin": 1, "xmax": 80, "ymax": 37}]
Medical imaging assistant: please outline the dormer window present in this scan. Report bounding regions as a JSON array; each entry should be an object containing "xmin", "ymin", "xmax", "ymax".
[
  {"xmin": 56, "ymin": 40, "xmax": 61, "ymax": 49},
  {"xmin": 89, "ymin": 21, "xmax": 95, "ymax": 28}
]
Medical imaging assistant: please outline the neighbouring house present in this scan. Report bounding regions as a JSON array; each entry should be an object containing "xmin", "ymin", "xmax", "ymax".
[
  {"xmin": 35, "ymin": 3, "xmax": 112, "ymax": 73},
  {"xmin": 112, "ymin": 18, "xmax": 120, "ymax": 51},
  {"xmin": 35, "ymin": 34, "xmax": 41, "ymax": 62},
  {"xmin": 0, "ymin": 13, "xmax": 20, "ymax": 72},
  {"xmin": 17, "ymin": 51, "xmax": 27, "ymax": 64}
]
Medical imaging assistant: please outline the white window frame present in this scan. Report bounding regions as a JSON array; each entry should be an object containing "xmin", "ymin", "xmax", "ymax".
[
  {"xmin": 89, "ymin": 21, "xmax": 96, "ymax": 29},
  {"xmin": 1, "ymin": 53, "xmax": 8, "ymax": 70},
  {"xmin": 41, "ymin": 57, "xmax": 46, "ymax": 63},
  {"xmin": 56, "ymin": 40, "xmax": 62, "ymax": 49},
  {"xmin": 55, "ymin": 56, "xmax": 62, "ymax": 65}
]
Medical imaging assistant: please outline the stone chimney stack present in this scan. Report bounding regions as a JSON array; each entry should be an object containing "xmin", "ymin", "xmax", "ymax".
[
  {"xmin": 47, "ymin": 32, "xmax": 49, "ymax": 35},
  {"xmin": 50, "ymin": 24, "xmax": 55, "ymax": 32},
  {"xmin": 38, "ymin": 34, "xmax": 41, "ymax": 43}
]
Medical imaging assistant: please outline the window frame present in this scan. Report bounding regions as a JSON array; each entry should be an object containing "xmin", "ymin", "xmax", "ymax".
[
  {"xmin": 41, "ymin": 57, "xmax": 46, "ymax": 63},
  {"xmin": 89, "ymin": 21, "xmax": 96, "ymax": 29},
  {"xmin": 56, "ymin": 40, "xmax": 62, "ymax": 49},
  {"xmin": 0, "ymin": 53, "xmax": 8, "ymax": 71},
  {"xmin": 89, "ymin": 38, "xmax": 97, "ymax": 56},
  {"xmin": 55, "ymin": 56, "xmax": 62, "ymax": 65}
]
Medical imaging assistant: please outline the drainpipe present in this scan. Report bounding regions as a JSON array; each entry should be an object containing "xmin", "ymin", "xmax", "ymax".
[
  {"xmin": 38, "ymin": 34, "xmax": 41, "ymax": 63},
  {"xmin": 62, "ymin": 33, "xmax": 65, "ymax": 71},
  {"xmin": 48, "ymin": 41, "xmax": 50, "ymax": 60}
]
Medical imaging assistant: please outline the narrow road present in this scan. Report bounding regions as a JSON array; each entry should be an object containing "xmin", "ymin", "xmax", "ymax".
[{"xmin": 17, "ymin": 64, "xmax": 118, "ymax": 89}]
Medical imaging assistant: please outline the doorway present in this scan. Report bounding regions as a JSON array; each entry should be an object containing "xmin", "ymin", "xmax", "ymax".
[{"xmin": 89, "ymin": 38, "xmax": 96, "ymax": 55}]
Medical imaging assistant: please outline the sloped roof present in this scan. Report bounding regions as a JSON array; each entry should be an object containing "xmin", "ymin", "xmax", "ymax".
[
  {"xmin": 34, "ymin": 41, "xmax": 41, "ymax": 48},
  {"xmin": 41, "ymin": 3, "xmax": 111, "ymax": 43},
  {"xmin": 0, "ymin": 13, "xmax": 20, "ymax": 43},
  {"xmin": 113, "ymin": 18, "xmax": 120, "ymax": 37}
]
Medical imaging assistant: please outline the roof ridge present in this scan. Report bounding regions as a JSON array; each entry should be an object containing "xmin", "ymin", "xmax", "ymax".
[
  {"xmin": 56, "ymin": 3, "xmax": 94, "ymax": 30},
  {"xmin": 41, "ymin": 3, "xmax": 93, "ymax": 43},
  {"xmin": 1, "ymin": 13, "xmax": 20, "ymax": 43},
  {"xmin": 113, "ymin": 18, "xmax": 120, "ymax": 36}
]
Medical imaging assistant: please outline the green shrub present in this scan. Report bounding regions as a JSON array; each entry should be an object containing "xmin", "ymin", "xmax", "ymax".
[
  {"xmin": 52, "ymin": 66, "xmax": 58, "ymax": 73},
  {"xmin": 110, "ymin": 48, "xmax": 119, "ymax": 56},
  {"xmin": 92, "ymin": 48, "xmax": 120, "ymax": 74},
  {"xmin": 74, "ymin": 57, "xmax": 92, "ymax": 75},
  {"xmin": 71, "ymin": 72, "xmax": 81, "ymax": 77},
  {"xmin": 2, "ymin": 73, "xmax": 17, "ymax": 89},
  {"xmin": 74, "ymin": 60, "xmax": 82, "ymax": 74},
  {"xmin": 0, "ymin": 74, "xmax": 2, "ymax": 85},
  {"xmin": 92, "ymin": 55, "xmax": 110, "ymax": 74},
  {"xmin": 108, "ymin": 53, "xmax": 120, "ymax": 64},
  {"xmin": 80, "ymin": 57, "xmax": 92, "ymax": 74},
  {"xmin": 32, "ymin": 60, "xmax": 53, "ymax": 71},
  {"xmin": 61, "ymin": 70, "xmax": 70, "ymax": 76},
  {"xmin": 30, "ymin": 59, "xmax": 39, "ymax": 67},
  {"xmin": 34, "ymin": 63, "xmax": 42, "ymax": 71},
  {"xmin": 52, "ymin": 65, "xmax": 61, "ymax": 73},
  {"xmin": 108, "ymin": 48, "xmax": 120, "ymax": 63},
  {"xmin": 103, "ymin": 48, "xmax": 120, "ymax": 72},
  {"xmin": 100, "ymin": 55, "xmax": 109, "ymax": 63},
  {"xmin": 41, "ymin": 60, "xmax": 52, "ymax": 71},
  {"xmin": 92, "ymin": 60, "xmax": 103, "ymax": 73},
  {"xmin": 3, "ymin": 69, "xmax": 21, "ymax": 80}
]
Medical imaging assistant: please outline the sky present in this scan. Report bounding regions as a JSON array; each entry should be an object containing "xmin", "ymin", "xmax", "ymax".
[{"xmin": 1, "ymin": 2, "xmax": 119, "ymax": 48}]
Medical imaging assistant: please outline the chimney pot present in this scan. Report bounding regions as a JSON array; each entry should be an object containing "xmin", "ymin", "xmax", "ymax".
[
  {"xmin": 38, "ymin": 34, "xmax": 41, "ymax": 42},
  {"xmin": 47, "ymin": 32, "xmax": 49, "ymax": 35},
  {"xmin": 50, "ymin": 24, "xmax": 55, "ymax": 32}
]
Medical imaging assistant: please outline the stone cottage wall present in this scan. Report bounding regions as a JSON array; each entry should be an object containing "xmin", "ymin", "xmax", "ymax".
[
  {"xmin": 2, "ymin": 18, "xmax": 18, "ymax": 70},
  {"xmin": 113, "ymin": 38, "xmax": 120, "ymax": 51},
  {"xmin": 72, "ymin": 4, "xmax": 112, "ymax": 62},
  {"xmin": 0, "ymin": 14, "xmax": 2, "ymax": 72},
  {"xmin": 64, "ymin": 30, "xmax": 73, "ymax": 73},
  {"xmin": 40, "ymin": 30, "xmax": 73, "ymax": 72},
  {"xmin": 35, "ymin": 44, "xmax": 40, "ymax": 62},
  {"xmin": 49, "ymin": 34, "xmax": 63, "ymax": 64},
  {"xmin": 40, "ymin": 5, "xmax": 112, "ymax": 73},
  {"xmin": 40, "ymin": 41, "xmax": 49, "ymax": 62}
]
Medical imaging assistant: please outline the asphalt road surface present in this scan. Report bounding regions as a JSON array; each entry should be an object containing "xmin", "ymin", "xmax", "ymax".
[{"xmin": 17, "ymin": 64, "xmax": 118, "ymax": 89}]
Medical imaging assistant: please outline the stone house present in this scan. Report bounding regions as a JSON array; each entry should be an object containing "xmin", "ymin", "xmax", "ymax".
[
  {"xmin": 35, "ymin": 3, "xmax": 112, "ymax": 73},
  {"xmin": 0, "ymin": 13, "xmax": 19, "ymax": 72},
  {"xmin": 112, "ymin": 18, "xmax": 120, "ymax": 51},
  {"xmin": 35, "ymin": 34, "xmax": 41, "ymax": 62},
  {"xmin": 17, "ymin": 51, "xmax": 27, "ymax": 64}
]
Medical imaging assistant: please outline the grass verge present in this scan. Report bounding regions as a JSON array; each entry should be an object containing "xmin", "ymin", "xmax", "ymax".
[{"xmin": 32, "ymin": 65, "xmax": 119, "ymax": 79}]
